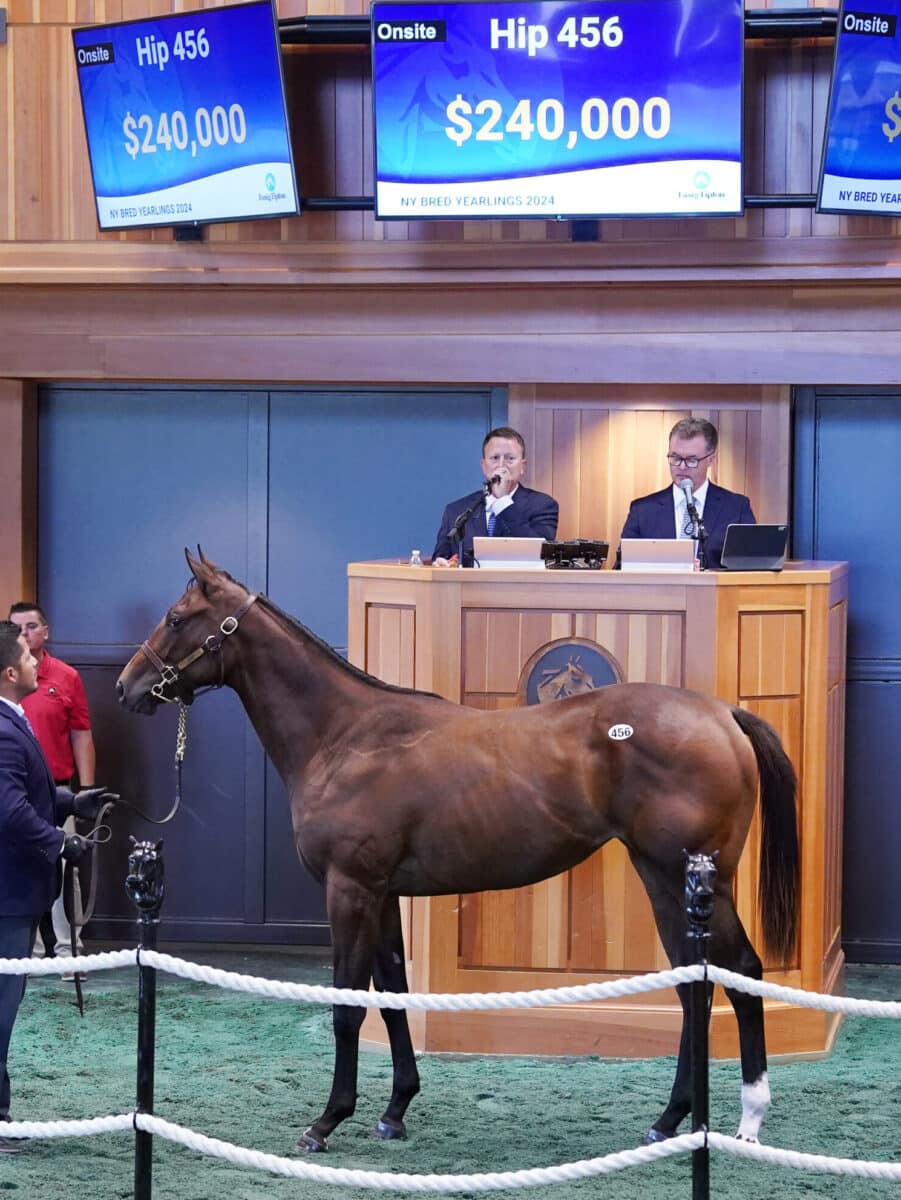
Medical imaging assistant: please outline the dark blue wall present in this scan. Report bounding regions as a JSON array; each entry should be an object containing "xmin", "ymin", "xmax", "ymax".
[
  {"xmin": 37, "ymin": 385, "xmax": 501, "ymax": 943},
  {"xmin": 794, "ymin": 389, "xmax": 901, "ymax": 963}
]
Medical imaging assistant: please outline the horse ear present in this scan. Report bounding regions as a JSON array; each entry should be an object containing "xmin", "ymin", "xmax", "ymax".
[
  {"xmin": 185, "ymin": 546, "xmax": 204, "ymax": 579},
  {"xmin": 184, "ymin": 546, "xmax": 222, "ymax": 593}
]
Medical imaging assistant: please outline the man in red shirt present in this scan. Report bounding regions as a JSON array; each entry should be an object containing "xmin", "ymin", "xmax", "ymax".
[{"xmin": 8, "ymin": 603, "xmax": 96, "ymax": 970}]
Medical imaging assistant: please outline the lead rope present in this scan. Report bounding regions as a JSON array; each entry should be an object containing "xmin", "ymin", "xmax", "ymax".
[{"xmin": 64, "ymin": 702, "xmax": 189, "ymax": 1014}]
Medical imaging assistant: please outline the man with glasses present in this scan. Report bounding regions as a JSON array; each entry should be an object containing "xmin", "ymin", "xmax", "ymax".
[{"xmin": 620, "ymin": 417, "xmax": 755, "ymax": 569}]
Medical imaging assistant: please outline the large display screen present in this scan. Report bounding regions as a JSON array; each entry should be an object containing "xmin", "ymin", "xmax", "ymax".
[
  {"xmin": 72, "ymin": 0, "xmax": 299, "ymax": 230},
  {"xmin": 818, "ymin": 0, "xmax": 901, "ymax": 216},
  {"xmin": 371, "ymin": 0, "xmax": 744, "ymax": 220}
]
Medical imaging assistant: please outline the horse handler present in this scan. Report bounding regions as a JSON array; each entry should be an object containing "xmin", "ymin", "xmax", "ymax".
[{"xmin": 0, "ymin": 621, "xmax": 110, "ymax": 1154}]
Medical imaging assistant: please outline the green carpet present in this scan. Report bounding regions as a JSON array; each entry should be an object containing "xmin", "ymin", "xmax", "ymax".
[{"xmin": 2, "ymin": 951, "xmax": 901, "ymax": 1199}]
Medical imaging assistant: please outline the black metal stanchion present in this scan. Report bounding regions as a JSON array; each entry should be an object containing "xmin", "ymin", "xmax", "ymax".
[
  {"xmin": 684, "ymin": 851, "xmax": 716, "ymax": 1200},
  {"xmin": 125, "ymin": 839, "xmax": 166, "ymax": 1200}
]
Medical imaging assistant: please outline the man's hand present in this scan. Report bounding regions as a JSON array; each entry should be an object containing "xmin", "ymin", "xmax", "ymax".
[
  {"xmin": 489, "ymin": 468, "xmax": 517, "ymax": 499},
  {"xmin": 73, "ymin": 786, "xmax": 117, "ymax": 821},
  {"xmin": 55, "ymin": 785, "xmax": 117, "ymax": 822},
  {"xmin": 61, "ymin": 834, "xmax": 92, "ymax": 864}
]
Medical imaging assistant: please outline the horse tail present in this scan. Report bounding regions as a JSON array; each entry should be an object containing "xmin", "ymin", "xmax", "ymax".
[{"xmin": 730, "ymin": 706, "xmax": 800, "ymax": 962}]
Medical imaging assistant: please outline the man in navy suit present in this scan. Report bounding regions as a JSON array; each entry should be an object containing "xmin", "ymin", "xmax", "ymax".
[
  {"xmin": 432, "ymin": 426, "xmax": 559, "ymax": 566},
  {"xmin": 0, "ymin": 621, "xmax": 105, "ymax": 1153},
  {"xmin": 620, "ymin": 417, "xmax": 755, "ymax": 569}
]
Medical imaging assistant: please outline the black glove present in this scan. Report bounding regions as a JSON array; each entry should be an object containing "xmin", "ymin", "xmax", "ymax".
[
  {"xmin": 73, "ymin": 786, "xmax": 117, "ymax": 821},
  {"xmin": 61, "ymin": 834, "xmax": 92, "ymax": 864},
  {"xmin": 55, "ymin": 785, "xmax": 116, "ymax": 822}
]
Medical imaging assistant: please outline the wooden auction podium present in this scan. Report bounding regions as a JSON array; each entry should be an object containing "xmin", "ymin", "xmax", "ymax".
[{"xmin": 348, "ymin": 560, "xmax": 848, "ymax": 1059}]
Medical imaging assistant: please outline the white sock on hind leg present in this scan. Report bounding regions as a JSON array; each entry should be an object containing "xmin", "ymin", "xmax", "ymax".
[{"xmin": 736, "ymin": 1072, "xmax": 770, "ymax": 1142}]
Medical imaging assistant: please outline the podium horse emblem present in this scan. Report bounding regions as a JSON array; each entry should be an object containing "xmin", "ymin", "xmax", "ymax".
[
  {"xmin": 536, "ymin": 655, "xmax": 596, "ymax": 702},
  {"xmin": 117, "ymin": 549, "xmax": 799, "ymax": 1152}
]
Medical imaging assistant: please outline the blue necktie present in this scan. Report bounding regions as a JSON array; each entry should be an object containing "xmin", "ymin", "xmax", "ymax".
[{"xmin": 487, "ymin": 510, "xmax": 497, "ymax": 537}]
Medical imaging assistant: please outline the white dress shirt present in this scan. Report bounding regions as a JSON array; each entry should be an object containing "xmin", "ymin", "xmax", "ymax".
[
  {"xmin": 672, "ymin": 478, "xmax": 710, "ymax": 539},
  {"xmin": 484, "ymin": 484, "xmax": 518, "ymax": 522}
]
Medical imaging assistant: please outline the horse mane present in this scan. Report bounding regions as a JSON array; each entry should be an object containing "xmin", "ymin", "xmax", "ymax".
[{"xmin": 207, "ymin": 571, "xmax": 438, "ymax": 700}]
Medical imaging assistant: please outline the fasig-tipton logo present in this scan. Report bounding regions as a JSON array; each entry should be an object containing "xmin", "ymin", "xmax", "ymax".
[
  {"xmin": 373, "ymin": 18, "xmax": 447, "ymax": 43},
  {"xmin": 842, "ymin": 9, "xmax": 897, "ymax": 36},
  {"xmin": 75, "ymin": 41, "xmax": 116, "ymax": 66}
]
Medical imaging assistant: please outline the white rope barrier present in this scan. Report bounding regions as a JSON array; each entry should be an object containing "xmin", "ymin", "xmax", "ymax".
[
  {"xmin": 708, "ymin": 966, "xmax": 901, "ymax": 1018},
  {"xmin": 6, "ymin": 948, "xmax": 901, "ymax": 1189},
  {"xmin": 137, "ymin": 1114, "xmax": 702, "ymax": 1190},
  {"xmin": 0, "ymin": 949, "xmax": 137, "ymax": 975},
  {"xmin": 7, "ymin": 1113, "xmax": 901, "ymax": 1188},
  {"xmin": 709, "ymin": 1133, "xmax": 901, "ymax": 1182},
  {"xmin": 6, "ymin": 951, "xmax": 899, "ymax": 1020},
  {"xmin": 1, "ymin": 1114, "xmax": 134, "ymax": 1139},
  {"xmin": 138, "ymin": 952, "xmax": 707, "ymax": 1009}
]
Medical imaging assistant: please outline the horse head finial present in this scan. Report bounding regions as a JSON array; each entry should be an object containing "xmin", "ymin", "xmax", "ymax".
[
  {"xmin": 683, "ymin": 849, "xmax": 718, "ymax": 932},
  {"xmin": 125, "ymin": 836, "xmax": 165, "ymax": 917}
]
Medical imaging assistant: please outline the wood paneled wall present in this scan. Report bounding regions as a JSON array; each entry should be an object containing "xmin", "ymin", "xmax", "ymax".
[
  {"xmin": 510, "ymin": 384, "xmax": 792, "ymax": 545},
  {"xmin": 2, "ymin": 0, "xmax": 899, "ymax": 249}
]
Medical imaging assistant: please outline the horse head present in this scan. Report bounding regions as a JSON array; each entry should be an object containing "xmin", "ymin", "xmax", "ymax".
[
  {"xmin": 683, "ymin": 849, "xmax": 720, "ymax": 929},
  {"xmin": 561, "ymin": 657, "xmax": 595, "ymax": 695},
  {"xmin": 125, "ymin": 836, "xmax": 165, "ymax": 914},
  {"xmin": 536, "ymin": 655, "xmax": 596, "ymax": 703},
  {"xmin": 116, "ymin": 547, "xmax": 255, "ymax": 714}
]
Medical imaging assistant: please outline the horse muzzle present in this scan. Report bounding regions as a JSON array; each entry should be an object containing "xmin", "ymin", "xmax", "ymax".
[{"xmin": 116, "ymin": 676, "xmax": 159, "ymax": 715}]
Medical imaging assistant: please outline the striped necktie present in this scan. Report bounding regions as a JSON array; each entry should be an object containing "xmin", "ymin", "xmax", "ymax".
[{"xmin": 486, "ymin": 509, "xmax": 497, "ymax": 536}]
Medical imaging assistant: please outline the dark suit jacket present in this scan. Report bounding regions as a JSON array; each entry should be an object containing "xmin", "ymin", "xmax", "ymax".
[
  {"xmin": 432, "ymin": 485, "xmax": 559, "ymax": 564},
  {"xmin": 620, "ymin": 482, "xmax": 756, "ymax": 569},
  {"xmin": 0, "ymin": 702, "xmax": 65, "ymax": 917}
]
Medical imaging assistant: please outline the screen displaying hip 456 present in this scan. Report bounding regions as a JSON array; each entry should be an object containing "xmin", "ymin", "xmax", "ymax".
[
  {"xmin": 72, "ymin": 0, "xmax": 299, "ymax": 230},
  {"xmin": 371, "ymin": 0, "xmax": 744, "ymax": 220},
  {"xmin": 818, "ymin": 0, "xmax": 901, "ymax": 216}
]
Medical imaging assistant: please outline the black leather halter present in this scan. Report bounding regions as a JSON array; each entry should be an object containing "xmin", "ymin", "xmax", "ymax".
[{"xmin": 139, "ymin": 592, "xmax": 258, "ymax": 703}]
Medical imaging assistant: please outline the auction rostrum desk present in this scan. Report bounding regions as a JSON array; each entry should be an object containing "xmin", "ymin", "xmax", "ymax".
[{"xmin": 348, "ymin": 559, "xmax": 848, "ymax": 1059}]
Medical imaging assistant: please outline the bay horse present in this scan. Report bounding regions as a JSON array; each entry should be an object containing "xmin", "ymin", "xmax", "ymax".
[{"xmin": 116, "ymin": 549, "xmax": 799, "ymax": 1153}]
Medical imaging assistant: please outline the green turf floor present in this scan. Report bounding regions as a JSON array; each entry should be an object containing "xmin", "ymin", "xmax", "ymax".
[{"xmin": 2, "ymin": 949, "xmax": 900, "ymax": 1199}]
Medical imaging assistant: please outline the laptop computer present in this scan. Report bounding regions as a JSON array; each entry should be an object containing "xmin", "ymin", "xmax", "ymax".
[
  {"xmin": 472, "ymin": 536, "xmax": 547, "ymax": 569},
  {"xmin": 720, "ymin": 524, "xmax": 789, "ymax": 571},
  {"xmin": 620, "ymin": 538, "xmax": 697, "ymax": 572}
]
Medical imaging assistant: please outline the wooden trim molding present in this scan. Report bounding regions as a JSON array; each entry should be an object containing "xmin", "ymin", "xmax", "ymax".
[{"xmin": 0, "ymin": 378, "xmax": 36, "ymax": 610}]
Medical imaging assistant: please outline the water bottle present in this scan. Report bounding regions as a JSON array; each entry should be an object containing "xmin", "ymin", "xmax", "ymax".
[{"xmin": 409, "ymin": 549, "xmax": 423, "ymax": 567}]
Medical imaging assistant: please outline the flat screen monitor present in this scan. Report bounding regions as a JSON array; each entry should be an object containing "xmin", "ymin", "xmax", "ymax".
[
  {"xmin": 371, "ymin": 0, "xmax": 745, "ymax": 220},
  {"xmin": 720, "ymin": 524, "xmax": 788, "ymax": 572},
  {"xmin": 72, "ymin": 0, "xmax": 299, "ymax": 230},
  {"xmin": 619, "ymin": 538, "xmax": 696, "ymax": 572},
  {"xmin": 817, "ymin": 0, "xmax": 901, "ymax": 216},
  {"xmin": 472, "ymin": 536, "xmax": 547, "ymax": 568}
]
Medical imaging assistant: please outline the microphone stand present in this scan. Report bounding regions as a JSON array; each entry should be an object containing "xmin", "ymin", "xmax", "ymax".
[
  {"xmin": 688, "ymin": 504, "xmax": 709, "ymax": 571},
  {"xmin": 449, "ymin": 494, "xmax": 485, "ymax": 568}
]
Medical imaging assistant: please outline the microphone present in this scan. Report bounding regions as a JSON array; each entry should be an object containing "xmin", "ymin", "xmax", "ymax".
[{"xmin": 679, "ymin": 478, "xmax": 698, "ymax": 517}]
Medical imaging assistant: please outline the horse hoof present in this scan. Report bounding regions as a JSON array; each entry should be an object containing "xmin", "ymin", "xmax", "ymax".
[
  {"xmin": 645, "ymin": 1128, "xmax": 673, "ymax": 1145},
  {"xmin": 374, "ymin": 1118, "xmax": 407, "ymax": 1141},
  {"xmin": 297, "ymin": 1128, "xmax": 328, "ymax": 1153}
]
